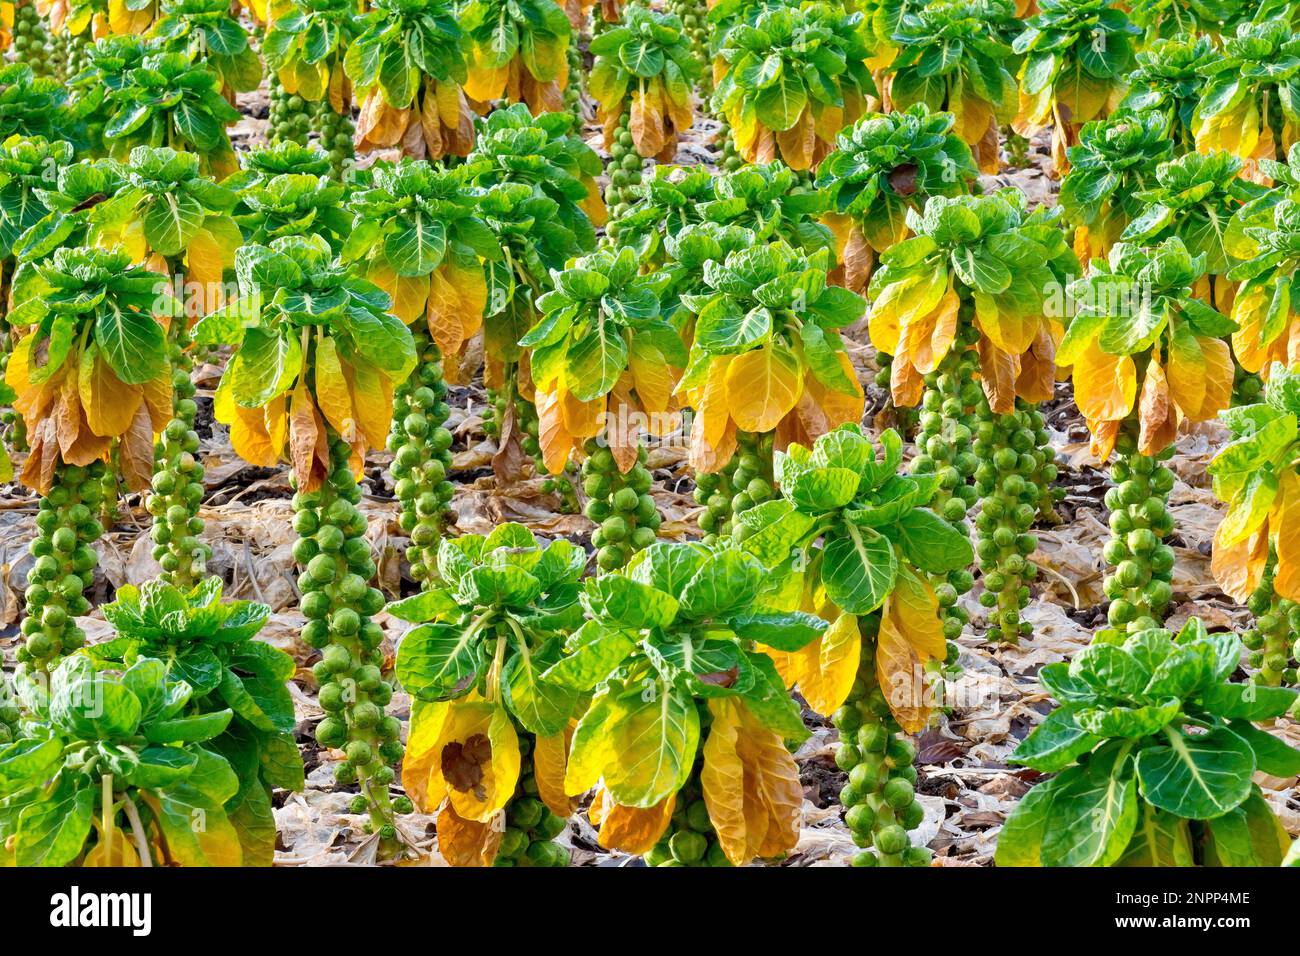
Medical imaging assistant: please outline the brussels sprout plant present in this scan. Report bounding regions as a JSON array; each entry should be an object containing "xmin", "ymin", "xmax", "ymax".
[
  {"xmin": 995, "ymin": 619, "xmax": 1300, "ymax": 866},
  {"xmin": 740, "ymin": 424, "xmax": 972, "ymax": 864},
  {"xmin": 1013, "ymin": 0, "xmax": 1140, "ymax": 174},
  {"xmin": 523, "ymin": 244, "xmax": 679, "ymax": 561},
  {"xmin": 868, "ymin": 191, "xmax": 1078, "ymax": 641},
  {"xmin": 6, "ymin": 246, "xmax": 179, "ymax": 673},
  {"xmin": 884, "ymin": 0, "xmax": 1017, "ymax": 175},
  {"xmin": 1209, "ymin": 363, "xmax": 1300, "ymax": 692},
  {"xmin": 193, "ymin": 235, "xmax": 416, "ymax": 851},
  {"xmin": 392, "ymin": 525, "xmax": 586, "ymax": 866},
  {"xmin": 588, "ymin": 6, "xmax": 698, "ymax": 214},
  {"xmin": 95, "ymin": 579, "xmax": 305, "ymax": 865},
  {"xmin": 262, "ymin": 0, "xmax": 360, "ymax": 173},
  {"xmin": 0, "ymin": 655, "xmax": 249, "ymax": 866},
  {"xmin": 344, "ymin": 160, "xmax": 498, "ymax": 584},
  {"xmin": 459, "ymin": 0, "xmax": 573, "ymax": 114},
  {"xmin": 560, "ymin": 539, "xmax": 817, "ymax": 866},
  {"xmin": 344, "ymin": 0, "xmax": 475, "ymax": 165},
  {"xmin": 1062, "ymin": 239, "xmax": 1235, "ymax": 640},
  {"xmin": 711, "ymin": 2, "xmax": 876, "ymax": 172}
]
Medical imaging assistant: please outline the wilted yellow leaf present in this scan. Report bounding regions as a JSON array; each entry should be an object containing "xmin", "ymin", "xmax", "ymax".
[{"xmin": 724, "ymin": 344, "xmax": 802, "ymax": 433}]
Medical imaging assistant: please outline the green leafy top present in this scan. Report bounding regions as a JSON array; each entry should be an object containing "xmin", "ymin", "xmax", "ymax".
[
  {"xmin": 9, "ymin": 245, "xmax": 176, "ymax": 388},
  {"xmin": 12, "ymin": 158, "xmax": 127, "ymax": 265},
  {"xmin": 704, "ymin": 0, "xmax": 789, "ymax": 58},
  {"xmin": 615, "ymin": 161, "xmax": 835, "ymax": 267},
  {"xmin": 995, "ymin": 619, "xmax": 1300, "ymax": 866},
  {"xmin": 228, "ymin": 171, "xmax": 350, "ymax": 253},
  {"xmin": 264, "ymin": 0, "xmax": 359, "ymax": 85},
  {"xmin": 391, "ymin": 524, "xmax": 586, "ymax": 736},
  {"xmin": 466, "ymin": 106, "xmax": 603, "ymax": 350},
  {"xmin": 93, "ymin": 145, "xmax": 239, "ymax": 259},
  {"xmin": 1225, "ymin": 194, "xmax": 1300, "ymax": 285},
  {"xmin": 193, "ymin": 233, "xmax": 417, "ymax": 399},
  {"xmin": 0, "ymin": 654, "xmax": 244, "ymax": 867},
  {"xmin": 1208, "ymin": 361, "xmax": 1300, "ymax": 539},
  {"xmin": 1063, "ymin": 238, "xmax": 1231, "ymax": 357},
  {"xmin": 1014, "ymin": 0, "xmax": 1139, "ymax": 105},
  {"xmin": 459, "ymin": 0, "xmax": 571, "ymax": 85},
  {"xmin": 1118, "ymin": 35, "xmax": 1217, "ymax": 152},
  {"xmin": 560, "ymin": 539, "xmax": 819, "ymax": 807},
  {"xmin": 227, "ymin": 141, "xmax": 337, "ymax": 183},
  {"xmin": 98, "ymin": 50, "xmax": 242, "ymax": 172},
  {"xmin": 885, "ymin": 0, "xmax": 1017, "ymax": 124},
  {"xmin": 1120, "ymin": 150, "xmax": 1263, "ymax": 277},
  {"xmin": 0, "ymin": 135, "xmax": 72, "ymax": 260},
  {"xmin": 343, "ymin": 158, "xmax": 498, "ymax": 279},
  {"xmin": 1194, "ymin": 19, "xmax": 1300, "ymax": 136},
  {"xmin": 711, "ymin": 2, "xmax": 877, "ymax": 135},
  {"xmin": 521, "ymin": 245, "xmax": 677, "ymax": 403},
  {"xmin": 343, "ymin": 0, "xmax": 467, "ymax": 108},
  {"xmin": 743, "ymin": 424, "xmax": 972, "ymax": 612},
  {"xmin": 150, "ymin": 0, "xmax": 264, "ymax": 93},
  {"xmin": 815, "ymin": 104, "xmax": 979, "ymax": 246},
  {"xmin": 1128, "ymin": 0, "xmax": 1247, "ymax": 41},
  {"xmin": 0, "ymin": 63, "xmax": 70, "ymax": 144},
  {"xmin": 1224, "ymin": 142, "xmax": 1300, "ymax": 265},
  {"xmin": 869, "ymin": 191, "xmax": 1079, "ymax": 348},
  {"xmin": 587, "ymin": 5, "xmax": 700, "ymax": 108},
  {"xmin": 1058, "ymin": 111, "xmax": 1174, "ymax": 230}
]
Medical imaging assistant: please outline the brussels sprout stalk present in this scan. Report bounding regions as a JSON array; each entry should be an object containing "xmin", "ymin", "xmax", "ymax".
[
  {"xmin": 973, "ymin": 397, "xmax": 1051, "ymax": 644},
  {"xmin": 1099, "ymin": 433, "xmax": 1177, "ymax": 640},
  {"xmin": 299, "ymin": 435, "xmax": 404, "ymax": 853},
  {"xmin": 584, "ymin": 438, "xmax": 660, "ymax": 570},
  {"xmin": 268, "ymin": 73, "xmax": 315, "ymax": 148},
  {"xmin": 1243, "ymin": 563, "xmax": 1300, "ymax": 690},
  {"xmin": 834, "ymin": 617, "xmax": 931, "ymax": 867},
  {"xmin": 147, "ymin": 323, "xmax": 210, "ymax": 590},
  {"xmin": 17, "ymin": 462, "xmax": 106, "ymax": 674},
  {"xmin": 694, "ymin": 431, "xmax": 775, "ymax": 543},
  {"xmin": 644, "ymin": 706, "xmax": 730, "ymax": 867},
  {"xmin": 389, "ymin": 329, "xmax": 456, "ymax": 588},
  {"xmin": 12, "ymin": 0, "xmax": 51, "ymax": 77}
]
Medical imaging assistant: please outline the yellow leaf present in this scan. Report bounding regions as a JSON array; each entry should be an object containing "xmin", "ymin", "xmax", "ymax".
[
  {"xmin": 437, "ymin": 803, "xmax": 503, "ymax": 867},
  {"xmin": 78, "ymin": 347, "xmax": 142, "ymax": 438},
  {"xmin": 313, "ymin": 336, "xmax": 356, "ymax": 442},
  {"xmin": 344, "ymin": 359, "xmax": 393, "ymax": 453},
  {"xmin": 1136, "ymin": 357, "xmax": 1177, "ymax": 457},
  {"xmin": 629, "ymin": 340, "xmax": 672, "ymax": 414},
  {"xmin": 535, "ymin": 388, "xmax": 575, "ymax": 475},
  {"xmin": 629, "ymin": 84, "xmax": 664, "ymax": 158},
  {"xmin": 183, "ymin": 226, "xmax": 226, "ymax": 317},
  {"xmin": 724, "ymin": 344, "xmax": 802, "ymax": 433},
  {"xmin": 1212, "ymin": 521, "xmax": 1269, "ymax": 604},
  {"xmin": 797, "ymin": 611, "xmax": 862, "ymax": 717},
  {"xmin": 559, "ymin": 386, "xmax": 604, "ymax": 439},
  {"xmin": 1072, "ymin": 337, "xmax": 1136, "ymax": 423},
  {"xmin": 594, "ymin": 791, "xmax": 675, "ymax": 855},
  {"xmin": 1191, "ymin": 335, "xmax": 1233, "ymax": 422},
  {"xmin": 402, "ymin": 699, "xmax": 452, "ymax": 812},
  {"xmin": 367, "ymin": 259, "xmax": 428, "ymax": 324},
  {"xmin": 701, "ymin": 698, "xmax": 803, "ymax": 866},
  {"xmin": 409, "ymin": 700, "xmax": 520, "ymax": 823},
  {"xmin": 909, "ymin": 281, "xmax": 960, "ymax": 375},
  {"xmin": 1272, "ymin": 471, "xmax": 1300, "ymax": 603},
  {"xmin": 889, "ymin": 566, "xmax": 947, "ymax": 661},
  {"xmin": 876, "ymin": 601, "xmax": 931, "ymax": 734},
  {"xmin": 533, "ymin": 728, "xmax": 578, "ymax": 817}
]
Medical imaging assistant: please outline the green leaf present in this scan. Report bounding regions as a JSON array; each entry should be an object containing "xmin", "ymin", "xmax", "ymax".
[
  {"xmin": 889, "ymin": 508, "xmax": 974, "ymax": 574},
  {"xmin": 582, "ymin": 575, "xmax": 680, "ymax": 630},
  {"xmin": 503, "ymin": 637, "xmax": 579, "ymax": 737},
  {"xmin": 677, "ymin": 550, "xmax": 764, "ymax": 619},
  {"xmin": 1135, "ymin": 726, "xmax": 1255, "ymax": 820},
  {"xmin": 821, "ymin": 523, "xmax": 897, "ymax": 614},
  {"xmin": 16, "ymin": 779, "xmax": 95, "ymax": 867},
  {"xmin": 144, "ymin": 709, "xmax": 234, "ymax": 744},
  {"xmin": 394, "ymin": 621, "xmax": 481, "ymax": 700},
  {"xmin": 730, "ymin": 610, "xmax": 827, "ymax": 651},
  {"xmin": 1010, "ymin": 707, "xmax": 1102, "ymax": 772},
  {"xmin": 543, "ymin": 621, "xmax": 636, "ymax": 690},
  {"xmin": 1203, "ymin": 790, "xmax": 1291, "ymax": 866},
  {"xmin": 993, "ymin": 769, "xmax": 1068, "ymax": 867},
  {"xmin": 1040, "ymin": 743, "xmax": 1139, "ymax": 867},
  {"xmin": 94, "ymin": 300, "xmax": 168, "ymax": 385}
]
